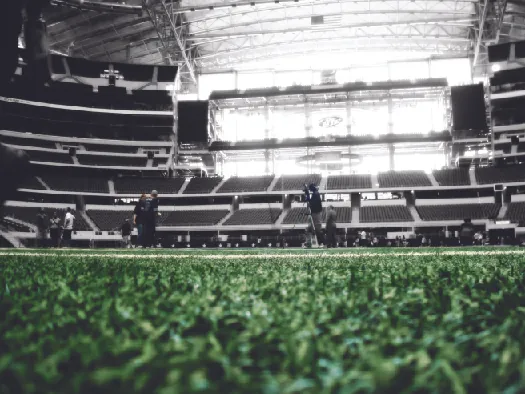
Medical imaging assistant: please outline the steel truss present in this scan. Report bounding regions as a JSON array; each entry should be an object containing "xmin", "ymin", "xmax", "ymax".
[{"xmin": 143, "ymin": 0, "xmax": 199, "ymax": 93}]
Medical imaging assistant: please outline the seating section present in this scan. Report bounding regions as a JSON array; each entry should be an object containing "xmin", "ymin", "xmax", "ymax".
[
  {"xmin": 417, "ymin": 204, "xmax": 500, "ymax": 221},
  {"xmin": 273, "ymin": 174, "xmax": 322, "ymax": 191},
  {"xmin": 77, "ymin": 155, "xmax": 148, "ymax": 167},
  {"xmin": 224, "ymin": 208, "xmax": 282, "ymax": 225},
  {"xmin": 2, "ymin": 206, "xmax": 91, "ymax": 230},
  {"xmin": 360, "ymin": 206, "xmax": 414, "ymax": 223},
  {"xmin": 18, "ymin": 176, "xmax": 45, "ymax": 190},
  {"xmin": 282, "ymin": 207, "xmax": 352, "ymax": 224},
  {"xmin": 114, "ymin": 177, "xmax": 185, "ymax": 194},
  {"xmin": 0, "ymin": 135, "xmax": 57, "ymax": 149},
  {"xmin": 81, "ymin": 144, "xmax": 140, "ymax": 154},
  {"xmin": 183, "ymin": 177, "xmax": 223, "ymax": 194},
  {"xmin": 433, "ymin": 168, "xmax": 470, "ymax": 186},
  {"xmin": 476, "ymin": 165, "xmax": 525, "ymax": 184},
  {"xmin": 25, "ymin": 150, "xmax": 73, "ymax": 164},
  {"xmin": 217, "ymin": 176, "xmax": 274, "ymax": 193},
  {"xmin": 88, "ymin": 210, "xmax": 169, "ymax": 231},
  {"xmin": 505, "ymin": 202, "xmax": 525, "ymax": 222},
  {"xmin": 327, "ymin": 175, "xmax": 372, "ymax": 190},
  {"xmin": 153, "ymin": 158, "xmax": 169, "ymax": 167},
  {"xmin": 378, "ymin": 171, "xmax": 431, "ymax": 188},
  {"xmin": 163, "ymin": 210, "xmax": 229, "ymax": 226},
  {"xmin": 41, "ymin": 176, "xmax": 109, "ymax": 193},
  {"xmin": 0, "ymin": 217, "xmax": 32, "ymax": 232}
]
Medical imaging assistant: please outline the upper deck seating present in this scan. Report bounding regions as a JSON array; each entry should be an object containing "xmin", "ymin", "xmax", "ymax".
[
  {"xmin": 0, "ymin": 134, "xmax": 57, "ymax": 149},
  {"xmin": 327, "ymin": 174, "xmax": 372, "ymax": 190},
  {"xmin": 273, "ymin": 174, "xmax": 322, "ymax": 191},
  {"xmin": 183, "ymin": 177, "xmax": 223, "ymax": 194},
  {"xmin": 360, "ymin": 206, "xmax": 413, "ymax": 223},
  {"xmin": 24, "ymin": 149, "xmax": 73, "ymax": 164},
  {"xmin": 432, "ymin": 168, "xmax": 470, "ymax": 186},
  {"xmin": 114, "ymin": 177, "xmax": 185, "ymax": 195},
  {"xmin": 223, "ymin": 208, "xmax": 282, "ymax": 225},
  {"xmin": 417, "ymin": 204, "xmax": 500, "ymax": 221},
  {"xmin": 76, "ymin": 154, "xmax": 148, "ymax": 167},
  {"xmin": 217, "ymin": 176, "xmax": 274, "ymax": 193},
  {"xmin": 18, "ymin": 177, "xmax": 45, "ymax": 190},
  {"xmin": 475, "ymin": 165, "xmax": 525, "ymax": 184},
  {"xmin": 41, "ymin": 175, "xmax": 109, "ymax": 193},
  {"xmin": 505, "ymin": 202, "xmax": 525, "ymax": 222},
  {"xmin": 378, "ymin": 171, "xmax": 431, "ymax": 188}
]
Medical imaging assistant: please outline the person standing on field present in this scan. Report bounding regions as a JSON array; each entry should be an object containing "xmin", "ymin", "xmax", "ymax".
[
  {"xmin": 49, "ymin": 211, "xmax": 60, "ymax": 248},
  {"xmin": 35, "ymin": 208, "xmax": 48, "ymax": 248},
  {"xmin": 133, "ymin": 193, "xmax": 146, "ymax": 246},
  {"xmin": 325, "ymin": 205, "xmax": 337, "ymax": 248},
  {"xmin": 62, "ymin": 207, "xmax": 75, "ymax": 248},
  {"xmin": 142, "ymin": 190, "xmax": 159, "ymax": 248},
  {"xmin": 121, "ymin": 218, "xmax": 132, "ymax": 248}
]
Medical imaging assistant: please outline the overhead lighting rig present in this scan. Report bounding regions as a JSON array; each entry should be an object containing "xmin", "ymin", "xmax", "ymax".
[{"xmin": 50, "ymin": 0, "xmax": 143, "ymax": 15}]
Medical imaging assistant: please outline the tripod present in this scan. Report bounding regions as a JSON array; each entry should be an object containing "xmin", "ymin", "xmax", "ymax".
[{"xmin": 304, "ymin": 195, "xmax": 321, "ymax": 249}]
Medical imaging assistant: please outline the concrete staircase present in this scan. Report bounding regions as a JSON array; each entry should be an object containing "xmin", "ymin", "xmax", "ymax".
[
  {"xmin": 267, "ymin": 175, "xmax": 280, "ymax": 192},
  {"xmin": 275, "ymin": 208, "xmax": 289, "ymax": 225},
  {"xmin": 36, "ymin": 176, "xmax": 51, "ymax": 190},
  {"xmin": 469, "ymin": 170, "xmax": 477, "ymax": 186},
  {"xmin": 217, "ymin": 210, "xmax": 234, "ymax": 226},
  {"xmin": 351, "ymin": 206, "xmax": 360, "ymax": 224},
  {"xmin": 427, "ymin": 172, "xmax": 439, "ymax": 187},
  {"xmin": 81, "ymin": 211, "xmax": 99, "ymax": 231},
  {"xmin": 178, "ymin": 178, "xmax": 191, "ymax": 194},
  {"xmin": 211, "ymin": 178, "xmax": 227, "ymax": 194},
  {"xmin": 318, "ymin": 175, "xmax": 328, "ymax": 191},
  {"xmin": 371, "ymin": 173, "xmax": 379, "ymax": 188},
  {"xmin": 108, "ymin": 180, "xmax": 116, "ymax": 194},
  {"xmin": 498, "ymin": 204, "xmax": 508, "ymax": 220},
  {"xmin": 409, "ymin": 206, "xmax": 422, "ymax": 221}
]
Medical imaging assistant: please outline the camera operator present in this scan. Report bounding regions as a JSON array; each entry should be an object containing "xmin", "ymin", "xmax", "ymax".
[{"xmin": 304, "ymin": 183, "xmax": 324, "ymax": 246}]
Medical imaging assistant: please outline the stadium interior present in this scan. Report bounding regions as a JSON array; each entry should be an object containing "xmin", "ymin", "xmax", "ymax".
[{"xmin": 2, "ymin": 0, "xmax": 525, "ymax": 248}]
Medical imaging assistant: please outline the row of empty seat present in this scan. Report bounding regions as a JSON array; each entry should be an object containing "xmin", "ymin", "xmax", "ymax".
[
  {"xmin": 282, "ymin": 207, "xmax": 353, "ymax": 224},
  {"xmin": 224, "ymin": 209, "xmax": 281, "ymax": 225},
  {"xmin": 475, "ymin": 165, "xmax": 525, "ymax": 184},
  {"xmin": 416, "ymin": 204, "xmax": 500, "ymax": 221}
]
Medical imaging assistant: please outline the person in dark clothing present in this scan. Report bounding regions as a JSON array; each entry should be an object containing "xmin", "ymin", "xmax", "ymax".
[
  {"xmin": 325, "ymin": 205, "xmax": 337, "ymax": 248},
  {"xmin": 121, "ymin": 218, "xmax": 132, "ymax": 248},
  {"xmin": 460, "ymin": 218, "xmax": 475, "ymax": 246},
  {"xmin": 0, "ymin": 145, "xmax": 31, "ymax": 218},
  {"xmin": 142, "ymin": 190, "xmax": 159, "ymax": 248},
  {"xmin": 35, "ymin": 207, "xmax": 48, "ymax": 247},
  {"xmin": 133, "ymin": 193, "xmax": 146, "ymax": 246},
  {"xmin": 49, "ymin": 211, "xmax": 60, "ymax": 248},
  {"xmin": 304, "ymin": 183, "xmax": 324, "ymax": 246}
]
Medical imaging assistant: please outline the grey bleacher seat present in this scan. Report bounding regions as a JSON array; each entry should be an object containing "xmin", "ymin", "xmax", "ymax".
[
  {"xmin": 18, "ymin": 176, "xmax": 45, "ymax": 190},
  {"xmin": 360, "ymin": 206, "xmax": 413, "ymax": 223},
  {"xmin": 114, "ymin": 177, "xmax": 185, "ymax": 194},
  {"xmin": 417, "ymin": 204, "xmax": 500, "ymax": 221},
  {"xmin": 327, "ymin": 175, "xmax": 372, "ymax": 190},
  {"xmin": 273, "ymin": 174, "xmax": 322, "ymax": 191},
  {"xmin": 42, "ymin": 175, "xmax": 109, "ymax": 193},
  {"xmin": 88, "ymin": 210, "xmax": 169, "ymax": 231},
  {"xmin": 0, "ymin": 135, "xmax": 56, "ymax": 149},
  {"xmin": 25, "ymin": 150, "xmax": 73, "ymax": 164},
  {"xmin": 217, "ymin": 176, "xmax": 274, "ymax": 193},
  {"xmin": 224, "ymin": 208, "xmax": 281, "ymax": 225},
  {"xmin": 183, "ymin": 177, "xmax": 223, "ymax": 194},
  {"xmin": 3, "ymin": 206, "xmax": 91, "ymax": 230},
  {"xmin": 163, "ymin": 210, "xmax": 229, "ymax": 226},
  {"xmin": 282, "ymin": 207, "xmax": 352, "ymax": 224},
  {"xmin": 378, "ymin": 171, "xmax": 431, "ymax": 188},
  {"xmin": 432, "ymin": 168, "xmax": 470, "ymax": 186},
  {"xmin": 82, "ymin": 144, "xmax": 139, "ymax": 154},
  {"xmin": 476, "ymin": 165, "xmax": 525, "ymax": 184},
  {"xmin": 505, "ymin": 202, "xmax": 525, "ymax": 222},
  {"xmin": 77, "ymin": 154, "xmax": 148, "ymax": 167}
]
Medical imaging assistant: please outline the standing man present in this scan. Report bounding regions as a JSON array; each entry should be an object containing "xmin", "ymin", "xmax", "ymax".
[
  {"xmin": 121, "ymin": 218, "xmax": 132, "ymax": 248},
  {"xmin": 325, "ymin": 205, "xmax": 337, "ymax": 248},
  {"xmin": 460, "ymin": 218, "xmax": 475, "ymax": 246},
  {"xmin": 35, "ymin": 207, "xmax": 48, "ymax": 247},
  {"xmin": 62, "ymin": 208, "xmax": 75, "ymax": 248},
  {"xmin": 49, "ymin": 211, "xmax": 60, "ymax": 248},
  {"xmin": 304, "ymin": 183, "xmax": 324, "ymax": 246},
  {"xmin": 133, "ymin": 193, "xmax": 146, "ymax": 247},
  {"xmin": 142, "ymin": 190, "xmax": 159, "ymax": 248}
]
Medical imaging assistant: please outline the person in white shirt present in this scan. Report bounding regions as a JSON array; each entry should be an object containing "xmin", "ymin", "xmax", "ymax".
[{"xmin": 62, "ymin": 207, "xmax": 75, "ymax": 248}]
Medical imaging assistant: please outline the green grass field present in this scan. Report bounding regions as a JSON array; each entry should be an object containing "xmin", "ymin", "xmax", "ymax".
[{"xmin": 1, "ymin": 248, "xmax": 525, "ymax": 393}]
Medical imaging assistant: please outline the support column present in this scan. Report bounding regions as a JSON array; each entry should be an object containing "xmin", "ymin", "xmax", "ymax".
[
  {"xmin": 387, "ymin": 93, "xmax": 394, "ymax": 135},
  {"xmin": 389, "ymin": 144, "xmax": 395, "ymax": 171},
  {"xmin": 264, "ymin": 105, "xmax": 272, "ymax": 174},
  {"xmin": 346, "ymin": 99, "xmax": 352, "ymax": 172},
  {"xmin": 304, "ymin": 99, "xmax": 312, "ymax": 138}
]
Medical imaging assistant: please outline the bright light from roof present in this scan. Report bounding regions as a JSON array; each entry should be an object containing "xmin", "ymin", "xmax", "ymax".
[{"xmin": 492, "ymin": 64, "xmax": 501, "ymax": 72}]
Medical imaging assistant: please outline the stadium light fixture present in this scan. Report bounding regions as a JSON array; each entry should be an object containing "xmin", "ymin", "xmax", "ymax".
[{"xmin": 491, "ymin": 64, "xmax": 501, "ymax": 72}]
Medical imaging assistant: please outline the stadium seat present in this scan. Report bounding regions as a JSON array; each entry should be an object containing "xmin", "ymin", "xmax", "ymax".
[
  {"xmin": 183, "ymin": 177, "xmax": 223, "ymax": 194},
  {"xmin": 273, "ymin": 174, "xmax": 322, "ymax": 191},
  {"xmin": 163, "ymin": 210, "xmax": 229, "ymax": 226},
  {"xmin": 360, "ymin": 206, "xmax": 414, "ymax": 223},
  {"xmin": 282, "ymin": 207, "xmax": 352, "ymax": 224},
  {"xmin": 432, "ymin": 168, "xmax": 470, "ymax": 186},
  {"xmin": 327, "ymin": 175, "xmax": 372, "ymax": 190},
  {"xmin": 224, "ymin": 209, "xmax": 282, "ymax": 225},
  {"xmin": 217, "ymin": 176, "xmax": 274, "ymax": 193},
  {"xmin": 114, "ymin": 177, "xmax": 185, "ymax": 195},
  {"xmin": 476, "ymin": 165, "xmax": 525, "ymax": 184},
  {"xmin": 41, "ymin": 176, "xmax": 109, "ymax": 193},
  {"xmin": 417, "ymin": 204, "xmax": 500, "ymax": 221},
  {"xmin": 505, "ymin": 202, "xmax": 525, "ymax": 223},
  {"xmin": 378, "ymin": 171, "xmax": 432, "ymax": 188}
]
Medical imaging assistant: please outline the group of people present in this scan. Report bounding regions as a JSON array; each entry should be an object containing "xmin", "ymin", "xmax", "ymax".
[
  {"xmin": 120, "ymin": 190, "xmax": 159, "ymax": 248},
  {"xmin": 35, "ymin": 207, "xmax": 75, "ymax": 247}
]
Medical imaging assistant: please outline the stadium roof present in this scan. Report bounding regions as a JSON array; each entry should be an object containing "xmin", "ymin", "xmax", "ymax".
[{"xmin": 44, "ymin": 0, "xmax": 524, "ymax": 84}]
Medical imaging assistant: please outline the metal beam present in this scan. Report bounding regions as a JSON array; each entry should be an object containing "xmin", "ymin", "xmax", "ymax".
[{"xmin": 473, "ymin": 0, "xmax": 491, "ymax": 66}]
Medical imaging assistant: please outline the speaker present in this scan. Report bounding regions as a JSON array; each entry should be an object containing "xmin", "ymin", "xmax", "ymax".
[
  {"xmin": 68, "ymin": 147, "xmax": 76, "ymax": 156},
  {"xmin": 147, "ymin": 151, "xmax": 155, "ymax": 160},
  {"xmin": 488, "ymin": 42, "xmax": 511, "ymax": 62}
]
